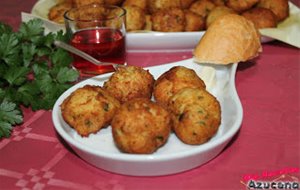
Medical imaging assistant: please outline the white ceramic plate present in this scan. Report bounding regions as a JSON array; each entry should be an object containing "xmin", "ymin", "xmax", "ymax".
[
  {"xmin": 31, "ymin": 0, "xmax": 273, "ymax": 52},
  {"xmin": 52, "ymin": 58, "xmax": 243, "ymax": 176}
]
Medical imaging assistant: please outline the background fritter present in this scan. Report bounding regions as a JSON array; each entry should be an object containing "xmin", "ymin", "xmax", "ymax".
[
  {"xmin": 123, "ymin": 5, "xmax": 146, "ymax": 31},
  {"xmin": 104, "ymin": 0, "xmax": 124, "ymax": 5},
  {"xmin": 242, "ymin": 7, "xmax": 277, "ymax": 29},
  {"xmin": 112, "ymin": 98, "xmax": 172, "ymax": 154},
  {"xmin": 168, "ymin": 88, "xmax": 221, "ymax": 145},
  {"xmin": 153, "ymin": 66, "xmax": 206, "ymax": 108},
  {"xmin": 189, "ymin": 0, "xmax": 216, "ymax": 18},
  {"xmin": 122, "ymin": 0, "xmax": 148, "ymax": 12},
  {"xmin": 61, "ymin": 85, "xmax": 120, "ymax": 137},
  {"xmin": 148, "ymin": 0, "xmax": 182, "ymax": 14},
  {"xmin": 103, "ymin": 66, "xmax": 155, "ymax": 103},
  {"xmin": 257, "ymin": 0, "xmax": 289, "ymax": 22},
  {"xmin": 151, "ymin": 8, "xmax": 186, "ymax": 32},
  {"xmin": 226, "ymin": 0, "xmax": 259, "ymax": 13},
  {"xmin": 206, "ymin": 6, "xmax": 236, "ymax": 28},
  {"xmin": 48, "ymin": 2, "xmax": 73, "ymax": 24},
  {"xmin": 180, "ymin": 0, "xmax": 196, "ymax": 9},
  {"xmin": 73, "ymin": 0, "xmax": 105, "ymax": 8},
  {"xmin": 184, "ymin": 10, "xmax": 206, "ymax": 31}
]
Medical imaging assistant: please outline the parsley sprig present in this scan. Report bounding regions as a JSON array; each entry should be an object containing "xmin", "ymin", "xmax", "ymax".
[{"xmin": 0, "ymin": 19, "xmax": 79, "ymax": 138}]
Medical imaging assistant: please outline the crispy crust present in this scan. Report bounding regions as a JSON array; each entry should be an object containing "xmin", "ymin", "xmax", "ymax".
[
  {"xmin": 257, "ymin": 0, "xmax": 289, "ymax": 22},
  {"xmin": 193, "ymin": 14, "xmax": 262, "ymax": 65},
  {"xmin": 48, "ymin": 2, "xmax": 73, "ymax": 24},
  {"xmin": 206, "ymin": 6, "xmax": 236, "ymax": 28},
  {"xmin": 148, "ymin": 0, "xmax": 182, "ymax": 14},
  {"xmin": 226, "ymin": 0, "xmax": 259, "ymax": 13},
  {"xmin": 61, "ymin": 85, "xmax": 120, "ymax": 137},
  {"xmin": 242, "ymin": 7, "xmax": 277, "ymax": 29},
  {"xmin": 151, "ymin": 8, "xmax": 185, "ymax": 32},
  {"xmin": 168, "ymin": 88, "xmax": 221, "ymax": 145},
  {"xmin": 153, "ymin": 66, "xmax": 206, "ymax": 108},
  {"xmin": 111, "ymin": 98, "xmax": 172, "ymax": 154},
  {"xmin": 123, "ymin": 5, "xmax": 146, "ymax": 31},
  {"xmin": 184, "ymin": 10, "xmax": 206, "ymax": 31},
  {"xmin": 189, "ymin": 0, "xmax": 216, "ymax": 18},
  {"xmin": 103, "ymin": 66, "xmax": 155, "ymax": 103}
]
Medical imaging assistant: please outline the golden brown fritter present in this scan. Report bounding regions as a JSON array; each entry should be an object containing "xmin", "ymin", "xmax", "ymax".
[
  {"xmin": 226, "ymin": 0, "xmax": 259, "ymax": 13},
  {"xmin": 153, "ymin": 66, "xmax": 206, "ymax": 108},
  {"xmin": 242, "ymin": 7, "xmax": 277, "ymax": 29},
  {"xmin": 104, "ymin": 0, "xmax": 124, "ymax": 5},
  {"xmin": 65, "ymin": 5, "xmax": 107, "ymax": 29},
  {"xmin": 151, "ymin": 8, "xmax": 186, "ymax": 32},
  {"xmin": 73, "ymin": 0, "xmax": 105, "ymax": 8},
  {"xmin": 189, "ymin": 0, "xmax": 216, "ymax": 18},
  {"xmin": 184, "ymin": 10, "xmax": 206, "ymax": 31},
  {"xmin": 111, "ymin": 98, "xmax": 172, "ymax": 154},
  {"xmin": 61, "ymin": 85, "xmax": 120, "ymax": 137},
  {"xmin": 123, "ymin": 5, "xmax": 146, "ymax": 31},
  {"xmin": 103, "ymin": 66, "xmax": 155, "ymax": 103},
  {"xmin": 48, "ymin": 2, "xmax": 73, "ymax": 24},
  {"xmin": 122, "ymin": 0, "xmax": 148, "ymax": 12},
  {"xmin": 206, "ymin": 6, "xmax": 236, "ymax": 28},
  {"xmin": 257, "ymin": 0, "xmax": 289, "ymax": 22},
  {"xmin": 168, "ymin": 88, "xmax": 221, "ymax": 145},
  {"xmin": 211, "ymin": 0, "xmax": 226, "ymax": 6},
  {"xmin": 180, "ymin": 0, "xmax": 196, "ymax": 9},
  {"xmin": 148, "ymin": 0, "xmax": 182, "ymax": 14}
]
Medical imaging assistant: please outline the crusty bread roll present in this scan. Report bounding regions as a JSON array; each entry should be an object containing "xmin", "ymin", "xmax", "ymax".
[{"xmin": 193, "ymin": 14, "xmax": 262, "ymax": 65}]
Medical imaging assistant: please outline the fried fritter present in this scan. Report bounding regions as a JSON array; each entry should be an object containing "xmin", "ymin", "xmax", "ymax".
[
  {"xmin": 112, "ymin": 98, "xmax": 172, "ymax": 154},
  {"xmin": 73, "ymin": 0, "xmax": 105, "ymax": 8},
  {"xmin": 206, "ymin": 6, "xmax": 236, "ymax": 28},
  {"xmin": 104, "ymin": 0, "xmax": 124, "ymax": 5},
  {"xmin": 122, "ymin": 0, "xmax": 148, "ymax": 11},
  {"xmin": 226, "ymin": 0, "xmax": 259, "ymax": 13},
  {"xmin": 103, "ymin": 66, "xmax": 155, "ymax": 103},
  {"xmin": 123, "ymin": 5, "xmax": 146, "ymax": 31},
  {"xmin": 61, "ymin": 85, "xmax": 120, "ymax": 137},
  {"xmin": 151, "ymin": 8, "xmax": 185, "ymax": 32},
  {"xmin": 180, "ymin": 0, "xmax": 196, "ymax": 9},
  {"xmin": 211, "ymin": 0, "xmax": 226, "ymax": 6},
  {"xmin": 257, "ymin": 0, "xmax": 289, "ymax": 22},
  {"xmin": 184, "ymin": 10, "xmax": 206, "ymax": 31},
  {"xmin": 168, "ymin": 88, "xmax": 221, "ymax": 145},
  {"xmin": 189, "ymin": 0, "xmax": 216, "ymax": 18},
  {"xmin": 242, "ymin": 7, "xmax": 277, "ymax": 29},
  {"xmin": 48, "ymin": 2, "xmax": 73, "ymax": 24},
  {"xmin": 153, "ymin": 66, "xmax": 206, "ymax": 108},
  {"xmin": 148, "ymin": 0, "xmax": 182, "ymax": 14}
]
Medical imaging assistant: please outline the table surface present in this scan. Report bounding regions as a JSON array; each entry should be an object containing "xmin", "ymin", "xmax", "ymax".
[{"xmin": 0, "ymin": 1, "xmax": 299, "ymax": 190}]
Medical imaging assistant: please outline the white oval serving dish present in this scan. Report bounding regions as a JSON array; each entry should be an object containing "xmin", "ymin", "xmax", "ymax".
[{"xmin": 52, "ymin": 58, "xmax": 243, "ymax": 176}]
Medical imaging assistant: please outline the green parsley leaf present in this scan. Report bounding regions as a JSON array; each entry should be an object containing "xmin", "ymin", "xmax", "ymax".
[
  {"xmin": 19, "ymin": 19, "xmax": 44, "ymax": 41},
  {"xmin": 3, "ymin": 66, "xmax": 30, "ymax": 86},
  {"xmin": 0, "ymin": 22, "xmax": 12, "ymax": 34},
  {"xmin": 0, "ymin": 33, "xmax": 20, "ymax": 65},
  {"xmin": 56, "ymin": 67, "xmax": 79, "ymax": 84},
  {"xmin": 0, "ymin": 100, "xmax": 23, "ymax": 138},
  {"xmin": 0, "ymin": 18, "xmax": 79, "ymax": 138}
]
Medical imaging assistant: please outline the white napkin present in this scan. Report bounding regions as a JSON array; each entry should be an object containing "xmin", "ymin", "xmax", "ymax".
[{"xmin": 259, "ymin": 2, "xmax": 300, "ymax": 48}]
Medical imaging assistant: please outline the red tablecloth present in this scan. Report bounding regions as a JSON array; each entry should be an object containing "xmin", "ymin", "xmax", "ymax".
[{"xmin": 1, "ymin": 1, "xmax": 299, "ymax": 190}]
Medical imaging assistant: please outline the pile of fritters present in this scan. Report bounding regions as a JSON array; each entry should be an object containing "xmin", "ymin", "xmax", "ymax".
[
  {"xmin": 49, "ymin": 0, "xmax": 289, "ymax": 32},
  {"xmin": 61, "ymin": 65, "xmax": 221, "ymax": 154}
]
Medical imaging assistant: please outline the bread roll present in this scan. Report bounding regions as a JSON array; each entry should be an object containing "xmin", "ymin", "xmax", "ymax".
[{"xmin": 193, "ymin": 14, "xmax": 262, "ymax": 65}]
